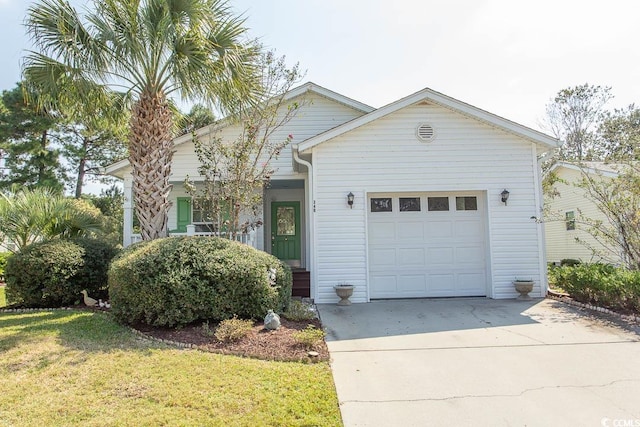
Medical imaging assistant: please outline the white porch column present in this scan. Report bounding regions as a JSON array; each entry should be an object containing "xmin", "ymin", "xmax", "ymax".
[{"xmin": 123, "ymin": 176, "xmax": 133, "ymax": 247}]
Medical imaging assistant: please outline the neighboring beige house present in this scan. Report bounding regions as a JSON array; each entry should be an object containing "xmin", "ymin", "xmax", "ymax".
[
  {"xmin": 545, "ymin": 162, "xmax": 623, "ymax": 265},
  {"xmin": 107, "ymin": 82, "xmax": 558, "ymax": 303}
]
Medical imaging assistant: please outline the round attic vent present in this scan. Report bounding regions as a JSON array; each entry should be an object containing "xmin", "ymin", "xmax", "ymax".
[{"xmin": 416, "ymin": 123, "xmax": 435, "ymax": 142}]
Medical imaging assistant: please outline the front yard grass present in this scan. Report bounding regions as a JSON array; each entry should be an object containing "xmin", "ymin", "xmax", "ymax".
[{"xmin": 0, "ymin": 310, "xmax": 342, "ymax": 427}]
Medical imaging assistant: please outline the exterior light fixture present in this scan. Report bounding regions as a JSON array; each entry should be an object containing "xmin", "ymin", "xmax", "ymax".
[
  {"xmin": 347, "ymin": 192, "xmax": 355, "ymax": 209},
  {"xmin": 501, "ymin": 189, "xmax": 510, "ymax": 205}
]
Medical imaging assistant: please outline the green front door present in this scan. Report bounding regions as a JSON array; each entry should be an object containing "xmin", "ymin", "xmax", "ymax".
[
  {"xmin": 176, "ymin": 197, "xmax": 191, "ymax": 232},
  {"xmin": 271, "ymin": 201, "xmax": 301, "ymax": 263}
]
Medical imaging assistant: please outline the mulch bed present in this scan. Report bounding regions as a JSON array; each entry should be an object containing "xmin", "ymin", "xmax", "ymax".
[{"xmin": 133, "ymin": 317, "xmax": 330, "ymax": 363}]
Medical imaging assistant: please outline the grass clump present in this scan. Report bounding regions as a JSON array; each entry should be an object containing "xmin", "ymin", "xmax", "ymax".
[
  {"xmin": 282, "ymin": 299, "xmax": 316, "ymax": 321},
  {"xmin": 214, "ymin": 317, "xmax": 254, "ymax": 343},
  {"xmin": 293, "ymin": 325, "xmax": 325, "ymax": 350}
]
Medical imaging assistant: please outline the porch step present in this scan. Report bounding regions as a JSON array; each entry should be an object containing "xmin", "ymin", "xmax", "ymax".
[{"xmin": 291, "ymin": 270, "xmax": 310, "ymax": 298}]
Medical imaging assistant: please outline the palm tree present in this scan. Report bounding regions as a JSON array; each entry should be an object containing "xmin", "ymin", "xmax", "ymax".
[
  {"xmin": 0, "ymin": 188, "xmax": 103, "ymax": 252},
  {"xmin": 23, "ymin": 0, "xmax": 260, "ymax": 240}
]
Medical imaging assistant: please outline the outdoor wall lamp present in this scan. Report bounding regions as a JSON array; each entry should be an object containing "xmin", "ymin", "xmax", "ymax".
[
  {"xmin": 501, "ymin": 189, "xmax": 510, "ymax": 205},
  {"xmin": 347, "ymin": 192, "xmax": 355, "ymax": 209}
]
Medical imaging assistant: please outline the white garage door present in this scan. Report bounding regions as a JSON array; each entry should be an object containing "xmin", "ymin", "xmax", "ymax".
[{"xmin": 368, "ymin": 192, "xmax": 487, "ymax": 298}]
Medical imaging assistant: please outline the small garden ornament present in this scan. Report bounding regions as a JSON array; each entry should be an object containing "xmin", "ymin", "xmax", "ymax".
[
  {"xmin": 264, "ymin": 309, "xmax": 281, "ymax": 330},
  {"xmin": 81, "ymin": 290, "xmax": 98, "ymax": 307}
]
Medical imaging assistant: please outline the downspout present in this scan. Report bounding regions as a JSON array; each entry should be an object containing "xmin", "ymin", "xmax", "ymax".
[
  {"xmin": 533, "ymin": 145, "xmax": 548, "ymax": 296},
  {"xmin": 292, "ymin": 144, "xmax": 315, "ymax": 300}
]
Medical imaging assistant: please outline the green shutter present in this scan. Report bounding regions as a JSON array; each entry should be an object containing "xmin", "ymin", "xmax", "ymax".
[{"xmin": 176, "ymin": 197, "xmax": 191, "ymax": 232}]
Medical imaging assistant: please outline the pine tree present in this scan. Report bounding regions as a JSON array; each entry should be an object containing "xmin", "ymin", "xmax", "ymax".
[{"xmin": 0, "ymin": 84, "xmax": 64, "ymax": 192}]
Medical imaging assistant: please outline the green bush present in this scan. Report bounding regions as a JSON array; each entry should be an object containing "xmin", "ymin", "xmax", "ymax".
[
  {"xmin": 282, "ymin": 299, "xmax": 316, "ymax": 321},
  {"xmin": 108, "ymin": 236, "xmax": 292, "ymax": 327},
  {"xmin": 292, "ymin": 325, "xmax": 325, "ymax": 350},
  {"xmin": 0, "ymin": 252, "xmax": 12, "ymax": 278},
  {"xmin": 214, "ymin": 317, "xmax": 254, "ymax": 343},
  {"xmin": 548, "ymin": 263, "xmax": 640, "ymax": 313},
  {"xmin": 560, "ymin": 258, "xmax": 581, "ymax": 267},
  {"xmin": 5, "ymin": 238, "xmax": 119, "ymax": 307}
]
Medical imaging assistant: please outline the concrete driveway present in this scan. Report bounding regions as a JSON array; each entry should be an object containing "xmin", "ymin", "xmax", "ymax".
[{"xmin": 317, "ymin": 298, "xmax": 640, "ymax": 427}]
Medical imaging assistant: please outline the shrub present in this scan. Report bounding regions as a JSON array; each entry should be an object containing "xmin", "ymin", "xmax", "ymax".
[
  {"xmin": 282, "ymin": 300, "xmax": 316, "ymax": 321},
  {"xmin": 0, "ymin": 252, "xmax": 11, "ymax": 278},
  {"xmin": 5, "ymin": 238, "xmax": 119, "ymax": 307},
  {"xmin": 214, "ymin": 317, "xmax": 254, "ymax": 343},
  {"xmin": 108, "ymin": 236, "xmax": 292, "ymax": 327},
  {"xmin": 560, "ymin": 259, "xmax": 581, "ymax": 267},
  {"xmin": 292, "ymin": 325, "xmax": 325, "ymax": 350},
  {"xmin": 548, "ymin": 263, "xmax": 640, "ymax": 313}
]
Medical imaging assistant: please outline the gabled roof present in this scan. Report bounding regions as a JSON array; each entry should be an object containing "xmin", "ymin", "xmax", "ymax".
[
  {"xmin": 298, "ymin": 86, "xmax": 559, "ymax": 153},
  {"xmin": 550, "ymin": 161, "xmax": 622, "ymax": 178},
  {"xmin": 284, "ymin": 82, "xmax": 374, "ymax": 114},
  {"xmin": 104, "ymin": 82, "xmax": 374, "ymax": 178}
]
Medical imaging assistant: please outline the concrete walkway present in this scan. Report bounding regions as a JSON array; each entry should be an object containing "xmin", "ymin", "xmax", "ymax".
[{"xmin": 318, "ymin": 298, "xmax": 640, "ymax": 427}]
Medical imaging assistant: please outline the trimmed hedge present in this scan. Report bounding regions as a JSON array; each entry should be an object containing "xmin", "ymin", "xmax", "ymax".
[
  {"xmin": 108, "ymin": 236, "xmax": 292, "ymax": 327},
  {"xmin": 4, "ymin": 238, "xmax": 119, "ymax": 307},
  {"xmin": 548, "ymin": 263, "xmax": 640, "ymax": 313}
]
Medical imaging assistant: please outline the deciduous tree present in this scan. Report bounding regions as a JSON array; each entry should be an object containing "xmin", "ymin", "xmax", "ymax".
[
  {"xmin": 544, "ymin": 84, "xmax": 612, "ymax": 160},
  {"xmin": 185, "ymin": 52, "xmax": 302, "ymax": 237}
]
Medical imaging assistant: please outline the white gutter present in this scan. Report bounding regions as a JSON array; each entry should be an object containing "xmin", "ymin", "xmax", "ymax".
[
  {"xmin": 292, "ymin": 144, "xmax": 316, "ymax": 301},
  {"xmin": 533, "ymin": 144, "xmax": 548, "ymax": 296}
]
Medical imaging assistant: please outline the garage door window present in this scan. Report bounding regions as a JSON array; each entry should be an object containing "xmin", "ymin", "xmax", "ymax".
[
  {"xmin": 371, "ymin": 198, "xmax": 392, "ymax": 212},
  {"xmin": 428, "ymin": 197, "xmax": 449, "ymax": 211},
  {"xmin": 456, "ymin": 196, "xmax": 478, "ymax": 211},
  {"xmin": 399, "ymin": 197, "xmax": 421, "ymax": 212}
]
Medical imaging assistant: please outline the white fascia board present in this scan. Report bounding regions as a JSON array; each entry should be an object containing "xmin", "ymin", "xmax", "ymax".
[
  {"xmin": 103, "ymin": 158, "xmax": 130, "ymax": 178},
  {"xmin": 299, "ymin": 87, "xmax": 559, "ymax": 153}
]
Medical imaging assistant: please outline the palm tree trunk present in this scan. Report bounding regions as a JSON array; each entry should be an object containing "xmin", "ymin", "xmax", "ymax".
[
  {"xmin": 74, "ymin": 137, "xmax": 89, "ymax": 198},
  {"xmin": 129, "ymin": 90, "xmax": 174, "ymax": 240}
]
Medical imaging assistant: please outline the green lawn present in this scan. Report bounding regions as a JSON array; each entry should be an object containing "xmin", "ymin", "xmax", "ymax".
[{"xmin": 0, "ymin": 310, "xmax": 342, "ymax": 427}]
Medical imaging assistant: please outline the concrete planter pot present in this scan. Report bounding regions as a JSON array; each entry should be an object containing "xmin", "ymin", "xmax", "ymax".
[
  {"xmin": 334, "ymin": 284, "xmax": 355, "ymax": 306},
  {"xmin": 513, "ymin": 280, "xmax": 534, "ymax": 300}
]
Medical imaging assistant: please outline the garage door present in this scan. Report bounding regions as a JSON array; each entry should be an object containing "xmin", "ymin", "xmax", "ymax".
[{"xmin": 368, "ymin": 192, "xmax": 487, "ymax": 298}]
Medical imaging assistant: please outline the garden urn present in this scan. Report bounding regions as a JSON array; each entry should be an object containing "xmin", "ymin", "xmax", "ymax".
[
  {"xmin": 513, "ymin": 279, "xmax": 534, "ymax": 300},
  {"xmin": 334, "ymin": 284, "xmax": 355, "ymax": 306}
]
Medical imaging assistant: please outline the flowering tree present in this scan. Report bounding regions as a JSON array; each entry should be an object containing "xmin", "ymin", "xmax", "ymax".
[{"xmin": 185, "ymin": 53, "xmax": 303, "ymax": 237}]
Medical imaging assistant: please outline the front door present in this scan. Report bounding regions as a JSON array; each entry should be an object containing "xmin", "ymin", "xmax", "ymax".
[{"xmin": 271, "ymin": 201, "xmax": 301, "ymax": 265}]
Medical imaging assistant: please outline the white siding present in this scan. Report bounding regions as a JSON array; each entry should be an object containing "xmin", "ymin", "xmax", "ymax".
[
  {"xmin": 168, "ymin": 94, "xmax": 365, "ymax": 182},
  {"xmin": 545, "ymin": 167, "xmax": 621, "ymax": 264},
  {"xmin": 312, "ymin": 101, "xmax": 545, "ymax": 303}
]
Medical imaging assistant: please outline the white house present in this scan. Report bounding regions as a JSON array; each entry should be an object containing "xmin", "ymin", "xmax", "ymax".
[
  {"xmin": 106, "ymin": 82, "xmax": 558, "ymax": 303},
  {"xmin": 545, "ymin": 161, "xmax": 623, "ymax": 265}
]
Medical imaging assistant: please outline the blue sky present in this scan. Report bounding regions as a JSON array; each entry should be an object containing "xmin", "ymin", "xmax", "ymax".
[{"xmin": 2, "ymin": 0, "xmax": 640, "ymax": 133}]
